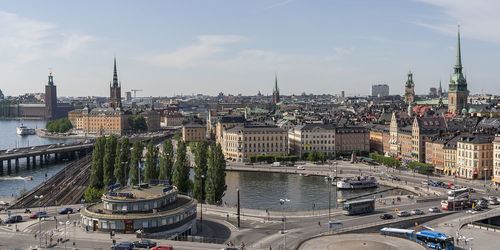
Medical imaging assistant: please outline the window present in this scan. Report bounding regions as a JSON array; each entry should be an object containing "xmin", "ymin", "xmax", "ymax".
[
  {"xmin": 102, "ymin": 221, "xmax": 108, "ymax": 229},
  {"xmin": 162, "ymin": 218, "xmax": 167, "ymax": 225},
  {"xmin": 143, "ymin": 221, "xmax": 149, "ymax": 228}
]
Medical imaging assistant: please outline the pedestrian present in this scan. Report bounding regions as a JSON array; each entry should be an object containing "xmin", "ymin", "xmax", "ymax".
[
  {"xmin": 318, "ymin": 221, "xmax": 321, "ymax": 227},
  {"xmin": 240, "ymin": 241, "xmax": 245, "ymax": 250}
]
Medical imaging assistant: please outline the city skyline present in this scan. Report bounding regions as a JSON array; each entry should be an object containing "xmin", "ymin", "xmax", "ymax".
[{"xmin": 1, "ymin": 0, "xmax": 500, "ymax": 97}]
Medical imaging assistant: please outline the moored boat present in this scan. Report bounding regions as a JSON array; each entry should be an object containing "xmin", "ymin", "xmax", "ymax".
[{"xmin": 336, "ymin": 176, "xmax": 378, "ymax": 189}]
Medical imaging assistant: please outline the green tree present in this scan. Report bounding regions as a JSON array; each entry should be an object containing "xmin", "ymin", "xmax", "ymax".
[
  {"xmin": 83, "ymin": 187, "xmax": 104, "ymax": 203},
  {"xmin": 46, "ymin": 118, "xmax": 73, "ymax": 133},
  {"xmin": 206, "ymin": 143, "xmax": 227, "ymax": 205},
  {"xmin": 128, "ymin": 115, "xmax": 148, "ymax": 132},
  {"xmin": 114, "ymin": 137, "xmax": 130, "ymax": 187},
  {"xmin": 193, "ymin": 141, "xmax": 208, "ymax": 201},
  {"xmin": 159, "ymin": 139, "xmax": 175, "ymax": 182},
  {"xmin": 103, "ymin": 135, "xmax": 118, "ymax": 187},
  {"xmin": 129, "ymin": 141, "xmax": 144, "ymax": 186},
  {"xmin": 307, "ymin": 150, "xmax": 320, "ymax": 162},
  {"xmin": 90, "ymin": 136, "xmax": 106, "ymax": 189},
  {"xmin": 319, "ymin": 152, "xmax": 326, "ymax": 163},
  {"xmin": 173, "ymin": 140, "xmax": 190, "ymax": 193},
  {"xmin": 144, "ymin": 141, "xmax": 159, "ymax": 183}
]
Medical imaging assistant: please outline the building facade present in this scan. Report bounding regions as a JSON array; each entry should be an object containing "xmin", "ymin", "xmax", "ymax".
[
  {"xmin": 456, "ymin": 135, "xmax": 494, "ymax": 180},
  {"xmin": 222, "ymin": 125, "xmax": 288, "ymax": 162},
  {"xmin": 289, "ymin": 124, "xmax": 336, "ymax": 156},
  {"xmin": 493, "ymin": 135, "xmax": 500, "ymax": 186},
  {"xmin": 182, "ymin": 123, "xmax": 206, "ymax": 143},
  {"xmin": 371, "ymin": 84, "xmax": 389, "ymax": 97}
]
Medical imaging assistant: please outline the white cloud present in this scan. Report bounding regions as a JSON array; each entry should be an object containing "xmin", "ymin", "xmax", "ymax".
[
  {"xmin": 265, "ymin": 0, "xmax": 296, "ymax": 10},
  {"xmin": 141, "ymin": 35, "xmax": 245, "ymax": 68},
  {"xmin": 415, "ymin": 0, "xmax": 500, "ymax": 42},
  {"xmin": 0, "ymin": 11, "xmax": 95, "ymax": 63}
]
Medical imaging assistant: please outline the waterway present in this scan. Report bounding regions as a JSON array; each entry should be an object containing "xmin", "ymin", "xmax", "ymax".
[{"xmin": 0, "ymin": 120, "xmax": 78, "ymax": 197}]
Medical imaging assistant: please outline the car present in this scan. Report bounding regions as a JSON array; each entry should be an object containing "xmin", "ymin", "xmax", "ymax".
[
  {"xmin": 391, "ymin": 176, "xmax": 401, "ymax": 181},
  {"xmin": 111, "ymin": 242, "xmax": 134, "ymax": 250},
  {"xmin": 151, "ymin": 245, "xmax": 174, "ymax": 250},
  {"xmin": 29, "ymin": 211, "xmax": 47, "ymax": 219},
  {"xmin": 478, "ymin": 200, "xmax": 489, "ymax": 209},
  {"xmin": 133, "ymin": 239, "xmax": 157, "ymax": 248},
  {"xmin": 58, "ymin": 207, "xmax": 73, "ymax": 214},
  {"xmin": 4, "ymin": 215, "xmax": 23, "ymax": 224},
  {"xmin": 472, "ymin": 205, "xmax": 482, "ymax": 211},
  {"xmin": 31, "ymin": 146, "xmax": 37, "ymax": 150},
  {"xmin": 244, "ymin": 162, "xmax": 254, "ymax": 166},
  {"xmin": 48, "ymin": 145, "xmax": 55, "ymax": 149},
  {"xmin": 421, "ymin": 181, "xmax": 429, "ymax": 185},
  {"xmin": 297, "ymin": 166, "xmax": 305, "ymax": 170},
  {"xmin": 380, "ymin": 213, "xmax": 393, "ymax": 220},
  {"xmin": 428, "ymin": 207, "xmax": 440, "ymax": 213},
  {"xmin": 466, "ymin": 210, "xmax": 478, "ymax": 214},
  {"xmin": 221, "ymin": 248, "xmax": 238, "ymax": 250},
  {"xmin": 411, "ymin": 209, "xmax": 424, "ymax": 215},
  {"xmin": 397, "ymin": 211, "xmax": 410, "ymax": 217},
  {"xmin": 467, "ymin": 187, "xmax": 476, "ymax": 193}
]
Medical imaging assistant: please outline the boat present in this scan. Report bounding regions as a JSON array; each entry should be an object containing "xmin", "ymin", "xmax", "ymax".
[
  {"xmin": 16, "ymin": 123, "xmax": 35, "ymax": 135},
  {"xmin": 24, "ymin": 176, "xmax": 34, "ymax": 181},
  {"xmin": 336, "ymin": 176, "xmax": 378, "ymax": 189}
]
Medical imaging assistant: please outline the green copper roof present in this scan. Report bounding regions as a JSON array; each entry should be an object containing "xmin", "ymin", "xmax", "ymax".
[{"xmin": 415, "ymin": 99, "xmax": 448, "ymax": 105}]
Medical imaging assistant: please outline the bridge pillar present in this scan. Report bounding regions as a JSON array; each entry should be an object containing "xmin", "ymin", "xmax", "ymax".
[
  {"xmin": 15, "ymin": 158, "xmax": 19, "ymax": 171},
  {"xmin": 26, "ymin": 156, "xmax": 30, "ymax": 168},
  {"xmin": 40, "ymin": 154, "xmax": 44, "ymax": 166},
  {"xmin": 32, "ymin": 155, "xmax": 36, "ymax": 167},
  {"xmin": 0, "ymin": 160, "xmax": 3, "ymax": 174},
  {"xmin": 7, "ymin": 159, "xmax": 11, "ymax": 173}
]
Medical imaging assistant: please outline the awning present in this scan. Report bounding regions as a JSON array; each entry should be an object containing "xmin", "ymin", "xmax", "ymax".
[{"xmin": 395, "ymin": 156, "xmax": 402, "ymax": 160}]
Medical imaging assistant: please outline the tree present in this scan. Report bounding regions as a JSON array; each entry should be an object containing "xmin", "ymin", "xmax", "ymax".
[
  {"xmin": 193, "ymin": 141, "xmax": 208, "ymax": 201},
  {"xmin": 103, "ymin": 135, "xmax": 118, "ymax": 187},
  {"xmin": 128, "ymin": 115, "xmax": 148, "ymax": 132},
  {"xmin": 173, "ymin": 140, "xmax": 190, "ymax": 193},
  {"xmin": 319, "ymin": 152, "xmax": 326, "ymax": 163},
  {"xmin": 114, "ymin": 137, "xmax": 130, "ymax": 187},
  {"xmin": 83, "ymin": 187, "xmax": 104, "ymax": 203},
  {"xmin": 159, "ymin": 139, "xmax": 175, "ymax": 182},
  {"xmin": 129, "ymin": 141, "xmax": 144, "ymax": 186},
  {"xmin": 144, "ymin": 141, "xmax": 159, "ymax": 183},
  {"xmin": 308, "ymin": 150, "xmax": 320, "ymax": 162},
  {"xmin": 46, "ymin": 118, "xmax": 73, "ymax": 133},
  {"xmin": 90, "ymin": 136, "xmax": 106, "ymax": 189},
  {"xmin": 206, "ymin": 143, "xmax": 227, "ymax": 205}
]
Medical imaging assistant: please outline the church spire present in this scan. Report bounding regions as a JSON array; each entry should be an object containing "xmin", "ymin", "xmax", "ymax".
[
  {"xmin": 274, "ymin": 73, "xmax": 279, "ymax": 93},
  {"xmin": 455, "ymin": 25, "xmax": 462, "ymax": 71},
  {"xmin": 112, "ymin": 57, "xmax": 119, "ymax": 87}
]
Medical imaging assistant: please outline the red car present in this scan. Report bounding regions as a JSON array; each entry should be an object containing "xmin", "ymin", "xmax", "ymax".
[
  {"xmin": 151, "ymin": 245, "xmax": 173, "ymax": 250},
  {"xmin": 29, "ymin": 211, "xmax": 47, "ymax": 219}
]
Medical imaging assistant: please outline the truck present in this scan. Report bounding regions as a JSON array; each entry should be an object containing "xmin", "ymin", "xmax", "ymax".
[{"xmin": 271, "ymin": 162, "xmax": 281, "ymax": 167}]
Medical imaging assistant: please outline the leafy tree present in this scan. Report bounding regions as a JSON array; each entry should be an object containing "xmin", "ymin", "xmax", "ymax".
[
  {"xmin": 103, "ymin": 135, "xmax": 118, "ymax": 187},
  {"xmin": 159, "ymin": 139, "xmax": 175, "ymax": 182},
  {"xmin": 83, "ymin": 187, "xmax": 104, "ymax": 203},
  {"xmin": 46, "ymin": 118, "xmax": 73, "ymax": 133},
  {"xmin": 90, "ymin": 136, "xmax": 106, "ymax": 189},
  {"xmin": 128, "ymin": 115, "xmax": 148, "ymax": 132},
  {"xmin": 129, "ymin": 141, "xmax": 144, "ymax": 186},
  {"xmin": 114, "ymin": 137, "xmax": 130, "ymax": 187},
  {"xmin": 319, "ymin": 152, "xmax": 326, "ymax": 163},
  {"xmin": 193, "ymin": 141, "xmax": 208, "ymax": 201},
  {"xmin": 307, "ymin": 150, "xmax": 320, "ymax": 162},
  {"xmin": 206, "ymin": 143, "xmax": 227, "ymax": 205},
  {"xmin": 144, "ymin": 141, "xmax": 159, "ymax": 183},
  {"xmin": 173, "ymin": 140, "xmax": 190, "ymax": 193}
]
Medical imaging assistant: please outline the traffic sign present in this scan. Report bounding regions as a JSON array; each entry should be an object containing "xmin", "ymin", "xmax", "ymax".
[{"xmin": 395, "ymin": 208, "xmax": 399, "ymax": 212}]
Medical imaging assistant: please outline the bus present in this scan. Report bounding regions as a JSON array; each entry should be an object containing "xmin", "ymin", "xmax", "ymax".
[
  {"xmin": 447, "ymin": 188, "xmax": 469, "ymax": 201},
  {"xmin": 441, "ymin": 199, "xmax": 469, "ymax": 210},
  {"xmin": 380, "ymin": 228, "xmax": 454, "ymax": 250},
  {"xmin": 342, "ymin": 199, "xmax": 375, "ymax": 215}
]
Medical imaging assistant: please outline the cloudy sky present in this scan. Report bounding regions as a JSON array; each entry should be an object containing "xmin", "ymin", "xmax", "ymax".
[{"xmin": 1, "ymin": 0, "xmax": 499, "ymax": 97}]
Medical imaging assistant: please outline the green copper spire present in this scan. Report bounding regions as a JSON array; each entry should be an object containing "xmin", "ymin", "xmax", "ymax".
[
  {"xmin": 274, "ymin": 73, "xmax": 279, "ymax": 93},
  {"xmin": 455, "ymin": 25, "xmax": 462, "ymax": 71}
]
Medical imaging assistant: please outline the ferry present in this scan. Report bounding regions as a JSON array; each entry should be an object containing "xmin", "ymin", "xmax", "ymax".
[
  {"xmin": 336, "ymin": 176, "xmax": 378, "ymax": 189},
  {"xmin": 16, "ymin": 124, "xmax": 35, "ymax": 135}
]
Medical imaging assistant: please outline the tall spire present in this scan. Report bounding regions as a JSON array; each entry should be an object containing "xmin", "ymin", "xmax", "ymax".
[
  {"xmin": 455, "ymin": 24, "xmax": 462, "ymax": 70},
  {"xmin": 112, "ymin": 57, "xmax": 119, "ymax": 87},
  {"xmin": 274, "ymin": 73, "xmax": 279, "ymax": 93},
  {"xmin": 48, "ymin": 72, "xmax": 54, "ymax": 86}
]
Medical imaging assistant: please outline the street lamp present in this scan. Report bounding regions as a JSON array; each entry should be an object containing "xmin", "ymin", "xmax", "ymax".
[
  {"xmin": 35, "ymin": 195, "xmax": 44, "ymax": 248},
  {"xmin": 279, "ymin": 198, "xmax": 290, "ymax": 250}
]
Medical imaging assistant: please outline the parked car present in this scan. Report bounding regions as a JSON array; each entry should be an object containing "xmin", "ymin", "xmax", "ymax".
[
  {"xmin": 380, "ymin": 213, "xmax": 393, "ymax": 220},
  {"xmin": 151, "ymin": 245, "xmax": 174, "ymax": 250},
  {"xmin": 111, "ymin": 242, "xmax": 134, "ymax": 250},
  {"xmin": 245, "ymin": 162, "xmax": 254, "ymax": 166},
  {"xmin": 428, "ymin": 207, "xmax": 440, "ymax": 213},
  {"xmin": 58, "ymin": 207, "xmax": 73, "ymax": 214},
  {"xmin": 478, "ymin": 200, "xmax": 489, "ymax": 209},
  {"xmin": 4, "ymin": 215, "xmax": 23, "ymax": 224},
  {"xmin": 421, "ymin": 181, "xmax": 429, "ymax": 185},
  {"xmin": 297, "ymin": 166, "xmax": 305, "ymax": 170},
  {"xmin": 133, "ymin": 239, "xmax": 157, "ymax": 248},
  {"xmin": 411, "ymin": 209, "xmax": 424, "ymax": 215},
  {"xmin": 397, "ymin": 211, "xmax": 410, "ymax": 217},
  {"xmin": 221, "ymin": 248, "xmax": 238, "ymax": 250},
  {"xmin": 29, "ymin": 211, "xmax": 47, "ymax": 219}
]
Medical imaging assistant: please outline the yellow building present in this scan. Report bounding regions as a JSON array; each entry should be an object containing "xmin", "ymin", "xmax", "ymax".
[
  {"xmin": 369, "ymin": 125, "xmax": 385, "ymax": 154},
  {"xmin": 68, "ymin": 107, "xmax": 130, "ymax": 136},
  {"xmin": 222, "ymin": 125, "xmax": 288, "ymax": 162},
  {"xmin": 456, "ymin": 135, "xmax": 494, "ymax": 180},
  {"xmin": 493, "ymin": 135, "xmax": 500, "ymax": 186},
  {"xmin": 182, "ymin": 123, "xmax": 206, "ymax": 143},
  {"xmin": 443, "ymin": 136, "xmax": 461, "ymax": 176},
  {"xmin": 215, "ymin": 115, "xmax": 245, "ymax": 145}
]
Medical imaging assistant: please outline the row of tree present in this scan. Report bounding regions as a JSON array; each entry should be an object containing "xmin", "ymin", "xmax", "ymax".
[
  {"xmin": 369, "ymin": 153, "xmax": 401, "ymax": 168},
  {"xmin": 84, "ymin": 136, "xmax": 227, "ymax": 205},
  {"xmin": 408, "ymin": 161, "xmax": 434, "ymax": 174},
  {"xmin": 249, "ymin": 154, "xmax": 298, "ymax": 163},
  {"xmin": 46, "ymin": 118, "xmax": 73, "ymax": 133}
]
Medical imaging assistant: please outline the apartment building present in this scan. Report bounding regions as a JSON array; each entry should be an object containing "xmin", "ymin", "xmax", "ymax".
[
  {"xmin": 334, "ymin": 126, "xmax": 370, "ymax": 153},
  {"xmin": 456, "ymin": 135, "xmax": 494, "ymax": 180},
  {"xmin": 493, "ymin": 135, "xmax": 500, "ymax": 186},
  {"xmin": 288, "ymin": 123, "xmax": 336, "ymax": 156},
  {"xmin": 182, "ymin": 123, "xmax": 206, "ymax": 143}
]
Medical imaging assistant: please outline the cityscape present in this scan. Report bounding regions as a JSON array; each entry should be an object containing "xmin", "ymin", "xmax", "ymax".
[{"xmin": 1, "ymin": 1, "xmax": 500, "ymax": 250}]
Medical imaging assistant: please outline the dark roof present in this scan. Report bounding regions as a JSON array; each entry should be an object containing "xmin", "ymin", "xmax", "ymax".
[
  {"xmin": 219, "ymin": 115, "xmax": 245, "ymax": 123},
  {"xmin": 415, "ymin": 117, "xmax": 446, "ymax": 130},
  {"xmin": 458, "ymin": 134, "xmax": 494, "ymax": 144},
  {"xmin": 226, "ymin": 125, "xmax": 285, "ymax": 133},
  {"xmin": 183, "ymin": 123, "xmax": 204, "ymax": 128}
]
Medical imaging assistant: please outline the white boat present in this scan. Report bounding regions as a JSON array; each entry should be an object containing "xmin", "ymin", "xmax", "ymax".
[
  {"xmin": 24, "ymin": 176, "xmax": 34, "ymax": 181},
  {"xmin": 16, "ymin": 123, "xmax": 35, "ymax": 135},
  {"xmin": 336, "ymin": 176, "xmax": 378, "ymax": 189}
]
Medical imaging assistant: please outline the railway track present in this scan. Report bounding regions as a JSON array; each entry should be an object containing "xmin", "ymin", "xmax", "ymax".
[{"xmin": 9, "ymin": 154, "xmax": 92, "ymax": 209}]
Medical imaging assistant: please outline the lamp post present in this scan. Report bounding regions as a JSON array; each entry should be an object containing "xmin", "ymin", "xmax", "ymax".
[
  {"xmin": 200, "ymin": 174, "xmax": 205, "ymax": 233},
  {"xmin": 35, "ymin": 195, "xmax": 44, "ymax": 248},
  {"xmin": 335, "ymin": 161, "xmax": 339, "ymax": 209},
  {"xmin": 328, "ymin": 161, "xmax": 331, "ymax": 221},
  {"xmin": 279, "ymin": 198, "xmax": 290, "ymax": 250}
]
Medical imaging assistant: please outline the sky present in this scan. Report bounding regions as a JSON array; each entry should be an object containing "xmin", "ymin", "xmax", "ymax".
[{"xmin": 1, "ymin": 0, "xmax": 500, "ymax": 97}]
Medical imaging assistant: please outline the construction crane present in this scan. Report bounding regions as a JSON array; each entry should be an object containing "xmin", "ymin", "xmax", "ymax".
[{"xmin": 130, "ymin": 89, "xmax": 143, "ymax": 98}]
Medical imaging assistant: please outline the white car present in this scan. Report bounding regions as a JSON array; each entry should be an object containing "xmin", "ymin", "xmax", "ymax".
[
  {"xmin": 466, "ymin": 210, "xmax": 478, "ymax": 214},
  {"xmin": 297, "ymin": 166, "xmax": 305, "ymax": 170},
  {"xmin": 428, "ymin": 207, "xmax": 440, "ymax": 213}
]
